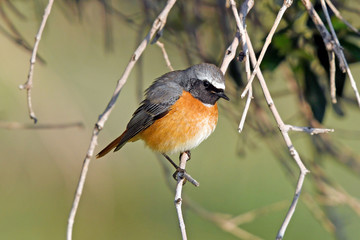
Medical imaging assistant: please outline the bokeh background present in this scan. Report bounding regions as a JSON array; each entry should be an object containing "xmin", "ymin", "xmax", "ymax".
[{"xmin": 1, "ymin": 1, "xmax": 360, "ymax": 239}]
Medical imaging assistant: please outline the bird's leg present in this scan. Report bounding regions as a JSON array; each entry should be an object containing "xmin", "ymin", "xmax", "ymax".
[
  {"xmin": 161, "ymin": 153, "xmax": 199, "ymax": 187},
  {"xmin": 161, "ymin": 153, "xmax": 186, "ymax": 181},
  {"xmin": 162, "ymin": 153, "xmax": 179, "ymax": 169},
  {"xmin": 184, "ymin": 150, "xmax": 191, "ymax": 161}
]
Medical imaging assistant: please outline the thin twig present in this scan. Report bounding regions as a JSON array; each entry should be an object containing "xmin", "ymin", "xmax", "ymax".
[
  {"xmin": 220, "ymin": 31, "xmax": 240, "ymax": 74},
  {"xmin": 222, "ymin": 1, "xmax": 309, "ymax": 237},
  {"xmin": 220, "ymin": 0, "xmax": 254, "ymax": 73},
  {"xmin": 328, "ymin": 51, "xmax": 337, "ymax": 103},
  {"xmin": 241, "ymin": 0, "xmax": 293, "ymax": 99},
  {"xmin": 284, "ymin": 124, "xmax": 334, "ymax": 135},
  {"xmin": 228, "ymin": 0, "xmax": 253, "ymax": 133},
  {"xmin": 156, "ymin": 41, "xmax": 174, "ymax": 71},
  {"xmin": 18, "ymin": 0, "xmax": 54, "ymax": 123},
  {"xmin": 174, "ymin": 152, "xmax": 189, "ymax": 240},
  {"xmin": 223, "ymin": 0, "xmax": 309, "ymax": 237},
  {"xmin": 325, "ymin": 0, "xmax": 360, "ymax": 35},
  {"xmin": 238, "ymin": 88, "xmax": 252, "ymax": 132},
  {"xmin": 245, "ymin": 32, "xmax": 310, "ymax": 240},
  {"xmin": 66, "ymin": 1, "xmax": 177, "ymax": 240},
  {"xmin": 320, "ymin": 0, "xmax": 337, "ymax": 103},
  {"xmin": 0, "ymin": 121, "xmax": 83, "ymax": 130},
  {"xmin": 302, "ymin": 0, "xmax": 360, "ymax": 107}
]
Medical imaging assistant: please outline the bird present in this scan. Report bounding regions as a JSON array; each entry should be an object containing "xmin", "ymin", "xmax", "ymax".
[{"xmin": 96, "ymin": 63, "xmax": 229, "ymax": 177}]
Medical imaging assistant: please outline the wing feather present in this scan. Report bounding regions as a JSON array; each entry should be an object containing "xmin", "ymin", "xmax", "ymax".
[{"xmin": 113, "ymin": 72, "xmax": 183, "ymax": 151}]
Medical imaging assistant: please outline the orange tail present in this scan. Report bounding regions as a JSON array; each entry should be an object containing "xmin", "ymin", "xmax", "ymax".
[{"xmin": 96, "ymin": 130, "xmax": 127, "ymax": 158}]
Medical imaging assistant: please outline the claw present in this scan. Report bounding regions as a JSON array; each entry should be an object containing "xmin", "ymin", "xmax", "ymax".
[{"xmin": 172, "ymin": 168, "xmax": 187, "ymax": 185}]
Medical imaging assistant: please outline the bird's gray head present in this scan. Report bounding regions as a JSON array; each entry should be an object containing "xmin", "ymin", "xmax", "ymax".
[
  {"xmin": 182, "ymin": 63, "xmax": 229, "ymax": 105},
  {"xmin": 186, "ymin": 63, "xmax": 226, "ymax": 90}
]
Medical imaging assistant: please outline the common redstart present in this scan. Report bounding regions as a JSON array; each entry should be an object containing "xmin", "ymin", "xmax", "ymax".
[{"xmin": 96, "ymin": 63, "xmax": 229, "ymax": 173}]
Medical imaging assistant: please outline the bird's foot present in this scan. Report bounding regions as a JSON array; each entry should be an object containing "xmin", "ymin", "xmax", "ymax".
[
  {"xmin": 179, "ymin": 150, "xmax": 191, "ymax": 161},
  {"xmin": 172, "ymin": 167, "xmax": 186, "ymax": 182}
]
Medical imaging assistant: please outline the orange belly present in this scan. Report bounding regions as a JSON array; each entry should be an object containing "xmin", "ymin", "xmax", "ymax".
[{"xmin": 138, "ymin": 91, "xmax": 218, "ymax": 154}]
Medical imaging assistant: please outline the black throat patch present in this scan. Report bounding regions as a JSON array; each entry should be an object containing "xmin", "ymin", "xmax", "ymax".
[{"xmin": 188, "ymin": 79, "xmax": 221, "ymax": 105}]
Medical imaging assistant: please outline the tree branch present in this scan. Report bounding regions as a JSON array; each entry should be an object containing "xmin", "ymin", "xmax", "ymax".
[
  {"xmin": 156, "ymin": 41, "xmax": 174, "ymax": 71},
  {"xmin": 0, "ymin": 121, "xmax": 83, "ymax": 130},
  {"xmin": 301, "ymin": 0, "xmax": 360, "ymax": 107},
  {"xmin": 228, "ymin": 0, "xmax": 254, "ymax": 133},
  {"xmin": 66, "ymin": 1, "xmax": 177, "ymax": 239},
  {"xmin": 325, "ymin": 0, "xmax": 360, "ymax": 35},
  {"xmin": 19, "ymin": 0, "xmax": 54, "ymax": 123},
  {"xmin": 174, "ymin": 152, "xmax": 190, "ymax": 240},
  {"xmin": 241, "ymin": 0, "xmax": 293, "ymax": 99},
  {"xmin": 283, "ymin": 124, "xmax": 334, "ymax": 135},
  {"xmin": 245, "ymin": 28, "xmax": 310, "ymax": 240}
]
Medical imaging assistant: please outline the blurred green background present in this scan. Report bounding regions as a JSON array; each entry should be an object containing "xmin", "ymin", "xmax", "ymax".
[{"xmin": 1, "ymin": 1, "xmax": 360, "ymax": 239}]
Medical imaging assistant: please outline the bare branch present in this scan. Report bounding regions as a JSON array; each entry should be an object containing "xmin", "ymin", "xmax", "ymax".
[
  {"xmin": 245, "ymin": 32, "xmax": 309, "ymax": 240},
  {"xmin": 238, "ymin": 90, "xmax": 252, "ymax": 133},
  {"xmin": 18, "ymin": 0, "xmax": 54, "ymax": 123},
  {"xmin": 156, "ymin": 41, "xmax": 174, "ymax": 71},
  {"xmin": 325, "ymin": 0, "xmax": 360, "ymax": 35},
  {"xmin": 0, "ymin": 121, "xmax": 83, "ymax": 130},
  {"xmin": 222, "ymin": 1, "xmax": 311, "ymax": 238},
  {"xmin": 66, "ymin": 1, "xmax": 177, "ymax": 240},
  {"xmin": 227, "ymin": 0, "xmax": 254, "ymax": 133},
  {"xmin": 220, "ymin": 0, "xmax": 254, "ymax": 75},
  {"xmin": 283, "ymin": 124, "xmax": 334, "ymax": 135},
  {"xmin": 241, "ymin": 0, "xmax": 293, "ymax": 99},
  {"xmin": 302, "ymin": 0, "xmax": 360, "ymax": 107},
  {"xmin": 174, "ymin": 152, "xmax": 189, "ymax": 240},
  {"xmin": 328, "ymin": 51, "xmax": 337, "ymax": 103},
  {"xmin": 321, "ymin": 0, "xmax": 338, "ymax": 103}
]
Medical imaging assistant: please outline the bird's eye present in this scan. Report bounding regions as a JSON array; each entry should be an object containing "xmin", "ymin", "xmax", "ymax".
[{"xmin": 203, "ymin": 80, "xmax": 210, "ymax": 88}]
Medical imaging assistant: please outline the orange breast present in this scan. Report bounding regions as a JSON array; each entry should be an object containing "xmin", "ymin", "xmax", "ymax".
[{"xmin": 138, "ymin": 91, "xmax": 218, "ymax": 154}]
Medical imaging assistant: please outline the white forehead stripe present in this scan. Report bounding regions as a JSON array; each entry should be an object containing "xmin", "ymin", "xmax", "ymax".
[
  {"xmin": 198, "ymin": 77, "xmax": 225, "ymax": 90},
  {"xmin": 209, "ymin": 80, "xmax": 225, "ymax": 90}
]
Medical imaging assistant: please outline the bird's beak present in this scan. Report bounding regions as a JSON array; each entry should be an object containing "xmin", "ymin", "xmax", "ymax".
[{"xmin": 216, "ymin": 91, "xmax": 230, "ymax": 101}]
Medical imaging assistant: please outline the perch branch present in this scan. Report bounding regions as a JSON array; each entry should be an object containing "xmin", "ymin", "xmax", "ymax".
[
  {"xmin": 241, "ymin": 0, "xmax": 293, "ymax": 99},
  {"xmin": 66, "ymin": 1, "xmax": 177, "ymax": 240},
  {"xmin": 18, "ymin": 0, "xmax": 54, "ymax": 123},
  {"xmin": 174, "ymin": 152, "xmax": 190, "ymax": 240}
]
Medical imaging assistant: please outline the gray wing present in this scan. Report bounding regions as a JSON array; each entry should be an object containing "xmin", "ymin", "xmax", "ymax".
[{"xmin": 114, "ymin": 71, "xmax": 184, "ymax": 151}]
